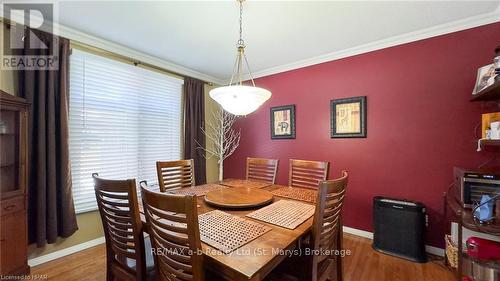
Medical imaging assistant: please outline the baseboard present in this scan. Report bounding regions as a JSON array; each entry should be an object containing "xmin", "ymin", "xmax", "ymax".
[
  {"xmin": 425, "ymin": 245, "xmax": 445, "ymax": 257},
  {"xmin": 27, "ymin": 225, "xmax": 444, "ymax": 267},
  {"xmin": 343, "ymin": 226, "xmax": 374, "ymax": 239},
  {"xmin": 28, "ymin": 237, "xmax": 105, "ymax": 267},
  {"xmin": 342, "ymin": 226, "xmax": 444, "ymax": 257}
]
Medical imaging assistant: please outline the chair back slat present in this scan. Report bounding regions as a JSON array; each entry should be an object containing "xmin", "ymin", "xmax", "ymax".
[
  {"xmin": 289, "ymin": 159, "xmax": 329, "ymax": 189},
  {"xmin": 141, "ymin": 182, "xmax": 203, "ymax": 281},
  {"xmin": 311, "ymin": 171, "xmax": 348, "ymax": 281},
  {"xmin": 93, "ymin": 173, "xmax": 147, "ymax": 281},
  {"xmin": 156, "ymin": 160, "xmax": 195, "ymax": 192},
  {"xmin": 246, "ymin": 157, "xmax": 279, "ymax": 184}
]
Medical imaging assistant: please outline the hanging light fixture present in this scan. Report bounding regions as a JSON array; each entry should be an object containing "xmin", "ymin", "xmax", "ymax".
[{"xmin": 209, "ymin": 0, "xmax": 271, "ymax": 116}]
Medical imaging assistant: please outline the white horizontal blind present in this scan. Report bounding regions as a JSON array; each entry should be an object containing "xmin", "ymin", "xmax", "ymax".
[{"xmin": 69, "ymin": 49, "xmax": 183, "ymax": 213}]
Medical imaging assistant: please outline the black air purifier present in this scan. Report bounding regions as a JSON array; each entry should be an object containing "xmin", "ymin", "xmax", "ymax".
[{"xmin": 372, "ymin": 196, "xmax": 427, "ymax": 263}]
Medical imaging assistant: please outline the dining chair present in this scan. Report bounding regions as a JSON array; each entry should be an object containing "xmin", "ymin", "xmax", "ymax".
[
  {"xmin": 246, "ymin": 157, "xmax": 279, "ymax": 184},
  {"xmin": 92, "ymin": 173, "xmax": 154, "ymax": 281},
  {"xmin": 140, "ymin": 181, "xmax": 204, "ymax": 281},
  {"xmin": 289, "ymin": 159, "xmax": 329, "ymax": 189},
  {"xmin": 156, "ymin": 159, "xmax": 195, "ymax": 192},
  {"xmin": 267, "ymin": 171, "xmax": 348, "ymax": 281}
]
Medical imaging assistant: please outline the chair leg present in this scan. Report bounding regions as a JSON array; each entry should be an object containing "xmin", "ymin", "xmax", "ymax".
[
  {"xmin": 106, "ymin": 261, "xmax": 113, "ymax": 281},
  {"xmin": 336, "ymin": 256, "xmax": 343, "ymax": 281}
]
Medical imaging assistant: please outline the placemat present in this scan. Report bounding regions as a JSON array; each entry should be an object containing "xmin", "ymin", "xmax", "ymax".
[
  {"xmin": 271, "ymin": 186, "xmax": 317, "ymax": 203},
  {"xmin": 246, "ymin": 200, "xmax": 315, "ymax": 229},
  {"xmin": 220, "ymin": 179, "xmax": 271, "ymax": 189},
  {"xmin": 168, "ymin": 184, "xmax": 228, "ymax": 196},
  {"xmin": 198, "ymin": 210, "xmax": 271, "ymax": 254}
]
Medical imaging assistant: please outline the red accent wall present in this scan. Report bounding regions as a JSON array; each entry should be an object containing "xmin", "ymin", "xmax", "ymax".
[{"xmin": 224, "ymin": 23, "xmax": 500, "ymax": 248}]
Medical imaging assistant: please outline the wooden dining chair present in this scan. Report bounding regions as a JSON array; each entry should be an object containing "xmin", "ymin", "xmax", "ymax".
[
  {"xmin": 93, "ymin": 173, "xmax": 154, "ymax": 281},
  {"xmin": 246, "ymin": 157, "xmax": 279, "ymax": 184},
  {"xmin": 267, "ymin": 171, "xmax": 348, "ymax": 281},
  {"xmin": 156, "ymin": 159, "xmax": 195, "ymax": 192},
  {"xmin": 289, "ymin": 159, "xmax": 329, "ymax": 189},
  {"xmin": 140, "ymin": 181, "xmax": 204, "ymax": 281}
]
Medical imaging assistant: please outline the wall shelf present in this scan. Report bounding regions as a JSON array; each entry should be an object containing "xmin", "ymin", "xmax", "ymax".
[
  {"xmin": 480, "ymin": 139, "xmax": 500, "ymax": 146},
  {"xmin": 470, "ymin": 80, "xmax": 500, "ymax": 102},
  {"xmin": 477, "ymin": 139, "xmax": 500, "ymax": 151}
]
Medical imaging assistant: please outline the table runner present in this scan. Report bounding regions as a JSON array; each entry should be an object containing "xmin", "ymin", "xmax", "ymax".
[
  {"xmin": 167, "ymin": 184, "xmax": 228, "ymax": 196},
  {"xmin": 271, "ymin": 186, "xmax": 317, "ymax": 203},
  {"xmin": 198, "ymin": 210, "xmax": 271, "ymax": 254},
  {"xmin": 246, "ymin": 200, "xmax": 315, "ymax": 229},
  {"xmin": 220, "ymin": 179, "xmax": 271, "ymax": 189}
]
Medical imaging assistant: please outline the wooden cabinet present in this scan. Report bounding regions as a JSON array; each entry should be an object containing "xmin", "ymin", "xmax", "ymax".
[{"xmin": 0, "ymin": 90, "xmax": 29, "ymax": 276}]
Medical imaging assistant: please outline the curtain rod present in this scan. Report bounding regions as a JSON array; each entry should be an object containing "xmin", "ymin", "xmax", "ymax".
[
  {"xmin": 0, "ymin": 18, "xmax": 213, "ymax": 86},
  {"xmin": 70, "ymin": 41, "xmax": 213, "ymax": 86}
]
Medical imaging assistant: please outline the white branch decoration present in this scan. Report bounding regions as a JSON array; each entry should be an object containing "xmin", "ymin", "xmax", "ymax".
[{"xmin": 196, "ymin": 105, "xmax": 241, "ymax": 181}]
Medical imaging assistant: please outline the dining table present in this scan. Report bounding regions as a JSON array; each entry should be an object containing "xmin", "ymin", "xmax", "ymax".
[{"xmin": 139, "ymin": 179, "xmax": 318, "ymax": 281}]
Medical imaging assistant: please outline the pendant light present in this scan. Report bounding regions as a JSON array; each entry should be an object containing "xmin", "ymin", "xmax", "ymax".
[{"xmin": 209, "ymin": 0, "xmax": 271, "ymax": 116}]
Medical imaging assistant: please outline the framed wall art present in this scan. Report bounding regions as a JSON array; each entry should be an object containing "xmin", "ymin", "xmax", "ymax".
[
  {"xmin": 330, "ymin": 96, "xmax": 367, "ymax": 138},
  {"xmin": 472, "ymin": 63, "xmax": 496, "ymax": 95},
  {"xmin": 271, "ymin": 105, "xmax": 295, "ymax": 139}
]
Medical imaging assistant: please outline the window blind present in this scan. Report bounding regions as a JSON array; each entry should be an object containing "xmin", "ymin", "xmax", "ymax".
[{"xmin": 69, "ymin": 49, "xmax": 184, "ymax": 213}]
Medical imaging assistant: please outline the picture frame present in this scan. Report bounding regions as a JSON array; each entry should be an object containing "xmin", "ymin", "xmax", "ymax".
[
  {"xmin": 271, "ymin": 105, "xmax": 295, "ymax": 139},
  {"xmin": 330, "ymin": 96, "xmax": 367, "ymax": 138},
  {"xmin": 473, "ymin": 63, "xmax": 496, "ymax": 95}
]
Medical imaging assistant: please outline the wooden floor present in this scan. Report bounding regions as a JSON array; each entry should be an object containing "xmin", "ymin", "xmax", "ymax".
[{"xmin": 32, "ymin": 233, "xmax": 454, "ymax": 281}]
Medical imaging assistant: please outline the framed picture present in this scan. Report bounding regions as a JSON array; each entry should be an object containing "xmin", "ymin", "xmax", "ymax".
[
  {"xmin": 271, "ymin": 105, "xmax": 295, "ymax": 139},
  {"xmin": 330, "ymin": 96, "xmax": 367, "ymax": 138},
  {"xmin": 473, "ymin": 64, "xmax": 496, "ymax": 95}
]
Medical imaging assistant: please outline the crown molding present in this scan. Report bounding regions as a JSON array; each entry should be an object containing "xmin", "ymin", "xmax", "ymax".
[
  {"xmin": 240, "ymin": 8, "xmax": 500, "ymax": 82},
  {"xmin": 3, "ymin": 4, "xmax": 498, "ymax": 85},
  {"xmin": 56, "ymin": 24, "xmax": 225, "ymax": 85},
  {"xmin": 0, "ymin": 7, "xmax": 226, "ymax": 85}
]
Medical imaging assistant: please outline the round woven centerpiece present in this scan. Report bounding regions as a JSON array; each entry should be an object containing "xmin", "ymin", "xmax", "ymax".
[{"xmin": 204, "ymin": 187, "xmax": 273, "ymax": 209}]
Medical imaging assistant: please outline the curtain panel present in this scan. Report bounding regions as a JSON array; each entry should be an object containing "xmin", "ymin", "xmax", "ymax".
[
  {"xmin": 183, "ymin": 77, "xmax": 207, "ymax": 185},
  {"xmin": 18, "ymin": 28, "xmax": 78, "ymax": 246}
]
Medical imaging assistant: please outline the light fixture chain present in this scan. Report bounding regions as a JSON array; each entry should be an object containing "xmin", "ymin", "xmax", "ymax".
[{"xmin": 239, "ymin": 0, "xmax": 243, "ymax": 44}]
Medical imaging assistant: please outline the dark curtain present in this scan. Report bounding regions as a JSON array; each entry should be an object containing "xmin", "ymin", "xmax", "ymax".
[
  {"xmin": 18, "ymin": 28, "xmax": 78, "ymax": 246},
  {"xmin": 183, "ymin": 77, "xmax": 207, "ymax": 185}
]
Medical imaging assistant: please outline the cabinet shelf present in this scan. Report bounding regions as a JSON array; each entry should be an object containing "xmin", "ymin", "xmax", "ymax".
[
  {"xmin": 445, "ymin": 191, "xmax": 500, "ymax": 233},
  {"xmin": 444, "ymin": 189, "xmax": 500, "ymax": 281},
  {"xmin": 0, "ymin": 89, "xmax": 29, "ymax": 276},
  {"xmin": 471, "ymin": 80, "xmax": 500, "ymax": 102}
]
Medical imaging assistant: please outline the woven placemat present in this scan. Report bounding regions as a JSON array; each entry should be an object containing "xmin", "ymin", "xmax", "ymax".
[
  {"xmin": 198, "ymin": 210, "xmax": 271, "ymax": 254},
  {"xmin": 220, "ymin": 179, "xmax": 271, "ymax": 189},
  {"xmin": 246, "ymin": 200, "xmax": 315, "ymax": 229},
  {"xmin": 271, "ymin": 187, "xmax": 317, "ymax": 203},
  {"xmin": 168, "ymin": 184, "xmax": 228, "ymax": 196}
]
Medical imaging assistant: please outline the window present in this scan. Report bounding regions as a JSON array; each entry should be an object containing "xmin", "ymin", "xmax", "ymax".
[{"xmin": 69, "ymin": 49, "xmax": 184, "ymax": 213}]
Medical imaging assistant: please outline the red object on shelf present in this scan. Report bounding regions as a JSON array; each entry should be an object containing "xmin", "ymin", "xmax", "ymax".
[
  {"xmin": 462, "ymin": 277, "xmax": 473, "ymax": 281},
  {"xmin": 466, "ymin": 237, "xmax": 500, "ymax": 260}
]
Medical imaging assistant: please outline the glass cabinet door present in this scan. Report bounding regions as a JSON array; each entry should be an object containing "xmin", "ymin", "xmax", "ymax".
[{"xmin": 0, "ymin": 108, "xmax": 21, "ymax": 196}]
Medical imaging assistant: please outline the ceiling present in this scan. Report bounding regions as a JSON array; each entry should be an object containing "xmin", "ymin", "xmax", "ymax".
[{"xmin": 55, "ymin": 1, "xmax": 500, "ymax": 82}]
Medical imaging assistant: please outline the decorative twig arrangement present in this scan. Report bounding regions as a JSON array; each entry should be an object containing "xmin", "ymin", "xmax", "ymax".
[{"xmin": 197, "ymin": 105, "xmax": 241, "ymax": 181}]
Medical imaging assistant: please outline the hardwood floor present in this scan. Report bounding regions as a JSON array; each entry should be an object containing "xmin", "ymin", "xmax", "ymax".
[
  {"xmin": 31, "ymin": 233, "xmax": 454, "ymax": 281},
  {"xmin": 342, "ymin": 235, "xmax": 454, "ymax": 281}
]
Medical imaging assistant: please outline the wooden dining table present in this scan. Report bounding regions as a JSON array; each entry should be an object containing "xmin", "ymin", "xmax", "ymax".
[{"xmin": 139, "ymin": 180, "xmax": 315, "ymax": 281}]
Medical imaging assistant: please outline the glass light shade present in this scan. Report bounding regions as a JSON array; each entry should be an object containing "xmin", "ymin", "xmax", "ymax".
[{"xmin": 209, "ymin": 85, "xmax": 271, "ymax": 116}]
